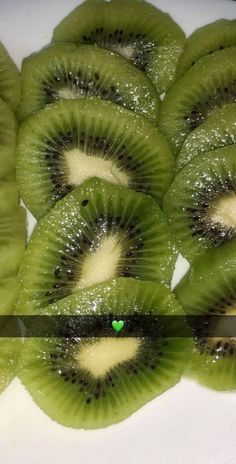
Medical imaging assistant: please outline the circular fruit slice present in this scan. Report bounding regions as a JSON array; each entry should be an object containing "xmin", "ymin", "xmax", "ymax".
[
  {"xmin": 16, "ymin": 178, "xmax": 177, "ymax": 314},
  {"xmin": 163, "ymin": 145, "xmax": 236, "ymax": 261},
  {"xmin": 176, "ymin": 19, "xmax": 236, "ymax": 78},
  {"xmin": 52, "ymin": 0, "xmax": 185, "ymax": 94},
  {"xmin": 176, "ymin": 104, "xmax": 236, "ymax": 172},
  {"xmin": 159, "ymin": 46, "xmax": 236, "ymax": 155},
  {"xmin": 175, "ymin": 240, "xmax": 236, "ymax": 390},
  {"xmin": 18, "ymin": 43, "xmax": 160, "ymax": 123},
  {"xmin": 17, "ymin": 98, "xmax": 174, "ymax": 219},
  {"xmin": 0, "ymin": 42, "xmax": 20, "ymax": 111},
  {"xmin": 18, "ymin": 278, "xmax": 190, "ymax": 429}
]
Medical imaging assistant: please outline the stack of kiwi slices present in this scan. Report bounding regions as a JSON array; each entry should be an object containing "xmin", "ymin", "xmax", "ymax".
[
  {"xmin": 13, "ymin": 0, "xmax": 192, "ymax": 429},
  {"xmin": 161, "ymin": 18, "xmax": 236, "ymax": 390},
  {"xmin": 0, "ymin": 44, "xmax": 26, "ymax": 392},
  {"xmin": 0, "ymin": 0, "xmax": 235, "ymax": 430}
]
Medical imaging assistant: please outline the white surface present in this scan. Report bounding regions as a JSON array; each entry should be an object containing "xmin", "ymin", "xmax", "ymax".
[{"xmin": 0, "ymin": 0, "xmax": 236, "ymax": 463}]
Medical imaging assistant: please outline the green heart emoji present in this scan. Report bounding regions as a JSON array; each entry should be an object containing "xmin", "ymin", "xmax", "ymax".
[{"xmin": 112, "ymin": 320, "xmax": 125, "ymax": 333}]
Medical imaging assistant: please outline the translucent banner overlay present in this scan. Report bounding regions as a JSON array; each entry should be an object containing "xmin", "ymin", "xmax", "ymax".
[{"xmin": 0, "ymin": 315, "xmax": 236, "ymax": 337}]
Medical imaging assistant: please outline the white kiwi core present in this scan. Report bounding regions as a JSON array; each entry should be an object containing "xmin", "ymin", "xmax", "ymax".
[
  {"xmin": 65, "ymin": 148, "xmax": 130, "ymax": 187},
  {"xmin": 77, "ymin": 338, "xmax": 140, "ymax": 378},
  {"xmin": 115, "ymin": 44, "xmax": 135, "ymax": 60},
  {"xmin": 209, "ymin": 193, "xmax": 236, "ymax": 229},
  {"xmin": 76, "ymin": 235, "xmax": 123, "ymax": 289},
  {"xmin": 58, "ymin": 88, "xmax": 82, "ymax": 99}
]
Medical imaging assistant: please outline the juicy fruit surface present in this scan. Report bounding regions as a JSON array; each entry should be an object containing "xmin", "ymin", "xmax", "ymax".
[
  {"xmin": 0, "ymin": 91, "xmax": 26, "ymax": 388},
  {"xmin": 17, "ymin": 98, "xmax": 174, "ymax": 219},
  {"xmin": 16, "ymin": 178, "xmax": 177, "ymax": 315},
  {"xmin": 164, "ymin": 145, "xmax": 236, "ymax": 261},
  {"xmin": 177, "ymin": 104, "xmax": 236, "ymax": 172},
  {"xmin": 175, "ymin": 240, "xmax": 236, "ymax": 390},
  {"xmin": 0, "ymin": 181, "xmax": 26, "ymax": 315},
  {"xmin": 52, "ymin": 0, "xmax": 185, "ymax": 94},
  {"xmin": 18, "ymin": 43, "xmax": 161, "ymax": 123},
  {"xmin": 159, "ymin": 46, "xmax": 236, "ymax": 155},
  {"xmin": 0, "ymin": 97, "xmax": 18, "ymax": 178},
  {"xmin": 19, "ymin": 278, "xmax": 190, "ymax": 428},
  {"xmin": 177, "ymin": 19, "xmax": 236, "ymax": 77},
  {"xmin": 0, "ymin": 42, "xmax": 20, "ymax": 111},
  {"xmin": 0, "ymin": 336, "xmax": 20, "ymax": 393}
]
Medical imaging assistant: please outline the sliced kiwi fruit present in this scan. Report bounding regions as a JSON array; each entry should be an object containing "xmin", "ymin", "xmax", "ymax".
[
  {"xmin": 0, "ymin": 319, "xmax": 21, "ymax": 393},
  {"xmin": 0, "ymin": 97, "xmax": 17, "ymax": 178},
  {"xmin": 18, "ymin": 43, "xmax": 160, "ymax": 123},
  {"xmin": 0, "ymin": 42, "xmax": 20, "ymax": 111},
  {"xmin": 18, "ymin": 278, "xmax": 189, "ymax": 428},
  {"xmin": 176, "ymin": 104, "xmax": 236, "ymax": 172},
  {"xmin": 52, "ymin": 0, "xmax": 185, "ymax": 94},
  {"xmin": 164, "ymin": 145, "xmax": 236, "ymax": 261},
  {"xmin": 177, "ymin": 19, "xmax": 236, "ymax": 78},
  {"xmin": 0, "ymin": 180, "xmax": 26, "ymax": 278},
  {"xmin": 16, "ymin": 178, "xmax": 177, "ymax": 315},
  {"xmin": 175, "ymin": 239, "xmax": 236, "ymax": 390},
  {"xmin": 17, "ymin": 98, "xmax": 174, "ymax": 219},
  {"xmin": 159, "ymin": 46, "xmax": 236, "ymax": 156}
]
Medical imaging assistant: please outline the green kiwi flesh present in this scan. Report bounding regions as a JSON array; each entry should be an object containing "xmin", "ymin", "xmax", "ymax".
[
  {"xmin": 0, "ymin": 320, "xmax": 21, "ymax": 393},
  {"xmin": 16, "ymin": 178, "xmax": 177, "ymax": 315},
  {"xmin": 177, "ymin": 104, "xmax": 236, "ymax": 171},
  {"xmin": 159, "ymin": 47, "xmax": 236, "ymax": 156},
  {"xmin": 163, "ymin": 145, "xmax": 236, "ymax": 261},
  {"xmin": 18, "ymin": 278, "xmax": 189, "ymax": 428},
  {"xmin": 175, "ymin": 240, "xmax": 236, "ymax": 390},
  {"xmin": 0, "ymin": 180, "xmax": 26, "ymax": 299},
  {"xmin": 0, "ymin": 97, "xmax": 18, "ymax": 178},
  {"xmin": 52, "ymin": 0, "xmax": 185, "ymax": 94},
  {"xmin": 18, "ymin": 43, "xmax": 160, "ymax": 123},
  {"xmin": 17, "ymin": 98, "xmax": 174, "ymax": 219},
  {"xmin": 0, "ymin": 42, "xmax": 20, "ymax": 111},
  {"xmin": 177, "ymin": 19, "xmax": 236, "ymax": 78}
]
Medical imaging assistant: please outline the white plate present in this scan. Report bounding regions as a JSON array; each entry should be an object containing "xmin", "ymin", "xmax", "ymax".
[{"xmin": 0, "ymin": 1, "xmax": 236, "ymax": 463}]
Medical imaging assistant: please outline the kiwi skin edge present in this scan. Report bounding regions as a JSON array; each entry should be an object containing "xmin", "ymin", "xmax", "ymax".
[
  {"xmin": 175, "ymin": 239, "xmax": 236, "ymax": 391},
  {"xmin": 18, "ymin": 278, "xmax": 190, "ymax": 429}
]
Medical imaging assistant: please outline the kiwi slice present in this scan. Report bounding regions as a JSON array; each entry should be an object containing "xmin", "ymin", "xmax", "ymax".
[
  {"xmin": 18, "ymin": 43, "xmax": 160, "ymax": 123},
  {"xmin": 164, "ymin": 145, "xmax": 236, "ymax": 261},
  {"xmin": 0, "ymin": 318, "xmax": 21, "ymax": 393},
  {"xmin": 159, "ymin": 46, "xmax": 236, "ymax": 155},
  {"xmin": 52, "ymin": 0, "xmax": 185, "ymax": 94},
  {"xmin": 175, "ymin": 239, "xmax": 236, "ymax": 390},
  {"xmin": 18, "ymin": 278, "xmax": 189, "ymax": 428},
  {"xmin": 0, "ymin": 180, "xmax": 26, "ymax": 278},
  {"xmin": 177, "ymin": 19, "xmax": 236, "ymax": 78},
  {"xmin": 177, "ymin": 104, "xmax": 236, "ymax": 172},
  {"xmin": 0, "ymin": 42, "xmax": 20, "ymax": 112},
  {"xmin": 17, "ymin": 98, "xmax": 174, "ymax": 219},
  {"xmin": 0, "ymin": 97, "xmax": 17, "ymax": 178},
  {"xmin": 16, "ymin": 178, "xmax": 177, "ymax": 315}
]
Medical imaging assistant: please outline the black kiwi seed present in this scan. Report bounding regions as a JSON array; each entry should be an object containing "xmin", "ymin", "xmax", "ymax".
[{"xmin": 81, "ymin": 199, "xmax": 89, "ymax": 207}]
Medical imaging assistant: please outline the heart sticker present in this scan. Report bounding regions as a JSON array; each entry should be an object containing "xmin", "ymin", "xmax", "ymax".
[{"xmin": 112, "ymin": 320, "xmax": 125, "ymax": 333}]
